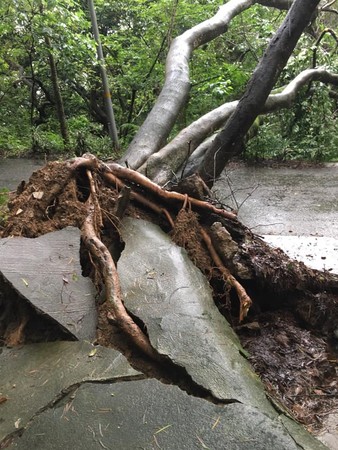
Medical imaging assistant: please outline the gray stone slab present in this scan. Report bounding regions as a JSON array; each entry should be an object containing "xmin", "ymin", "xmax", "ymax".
[
  {"xmin": 118, "ymin": 218, "xmax": 273, "ymax": 413},
  {"xmin": 281, "ymin": 415, "xmax": 330, "ymax": 450},
  {"xmin": 9, "ymin": 378, "xmax": 325, "ymax": 450},
  {"xmin": 0, "ymin": 341, "xmax": 141, "ymax": 444},
  {"xmin": 0, "ymin": 227, "xmax": 97, "ymax": 340}
]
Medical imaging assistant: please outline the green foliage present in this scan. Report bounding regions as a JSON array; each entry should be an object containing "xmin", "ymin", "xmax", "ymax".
[
  {"xmin": 0, "ymin": 0, "xmax": 337, "ymax": 162},
  {"xmin": 246, "ymin": 86, "xmax": 338, "ymax": 162},
  {"xmin": 246, "ymin": 21, "xmax": 338, "ymax": 163}
]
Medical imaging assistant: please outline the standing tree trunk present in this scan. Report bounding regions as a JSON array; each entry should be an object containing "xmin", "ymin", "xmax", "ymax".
[
  {"xmin": 45, "ymin": 34, "xmax": 70, "ymax": 150},
  {"xmin": 198, "ymin": 0, "xmax": 320, "ymax": 186}
]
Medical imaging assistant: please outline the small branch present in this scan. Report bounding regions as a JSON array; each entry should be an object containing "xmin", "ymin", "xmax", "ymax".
[
  {"xmin": 322, "ymin": 0, "xmax": 336, "ymax": 8},
  {"xmin": 312, "ymin": 28, "xmax": 338, "ymax": 68},
  {"xmin": 199, "ymin": 227, "xmax": 252, "ymax": 322}
]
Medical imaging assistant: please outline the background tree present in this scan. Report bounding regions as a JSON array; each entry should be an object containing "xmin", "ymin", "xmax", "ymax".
[{"xmin": 0, "ymin": 0, "xmax": 338, "ymax": 169}]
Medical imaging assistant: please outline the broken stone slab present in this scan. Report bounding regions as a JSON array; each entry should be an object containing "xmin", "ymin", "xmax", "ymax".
[
  {"xmin": 9, "ymin": 378, "xmax": 326, "ymax": 450},
  {"xmin": 0, "ymin": 227, "xmax": 97, "ymax": 341},
  {"xmin": 0, "ymin": 341, "xmax": 142, "ymax": 445},
  {"xmin": 118, "ymin": 218, "xmax": 274, "ymax": 414}
]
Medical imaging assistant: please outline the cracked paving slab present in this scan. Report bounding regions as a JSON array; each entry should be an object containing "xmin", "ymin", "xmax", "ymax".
[
  {"xmin": 0, "ymin": 341, "xmax": 142, "ymax": 445},
  {"xmin": 8, "ymin": 378, "xmax": 326, "ymax": 450},
  {"xmin": 118, "ymin": 218, "xmax": 272, "ymax": 411},
  {"xmin": 117, "ymin": 218, "xmax": 326, "ymax": 450},
  {"xmin": 0, "ymin": 227, "xmax": 97, "ymax": 340}
]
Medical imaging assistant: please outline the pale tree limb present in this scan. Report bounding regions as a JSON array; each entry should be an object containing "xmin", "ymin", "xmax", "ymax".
[
  {"xmin": 120, "ymin": 0, "xmax": 309, "ymax": 171},
  {"xmin": 141, "ymin": 67, "xmax": 338, "ymax": 185},
  {"xmin": 120, "ymin": 0, "xmax": 256, "ymax": 170}
]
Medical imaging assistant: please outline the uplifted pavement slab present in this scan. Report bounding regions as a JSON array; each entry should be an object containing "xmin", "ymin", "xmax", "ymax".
[
  {"xmin": 9, "ymin": 378, "xmax": 325, "ymax": 450},
  {"xmin": 118, "ymin": 218, "xmax": 273, "ymax": 413},
  {"xmin": 0, "ymin": 226, "xmax": 97, "ymax": 340},
  {"xmin": 0, "ymin": 341, "xmax": 141, "ymax": 445}
]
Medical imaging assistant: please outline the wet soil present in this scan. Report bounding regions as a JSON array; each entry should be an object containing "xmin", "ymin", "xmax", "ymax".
[
  {"xmin": 237, "ymin": 311, "xmax": 338, "ymax": 433},
  {"xmin": 1, "ymin": 159, "xmax": 338, "ymax": 439}
]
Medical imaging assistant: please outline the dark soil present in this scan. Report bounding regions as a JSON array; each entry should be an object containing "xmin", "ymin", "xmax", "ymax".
[
  {"xmin": 237, "ymin": 311, "xmax": 338, "ymax": 433},
  {"xmin": 1, "ymin": 158, "xmax": 337, "ymax": 436}
]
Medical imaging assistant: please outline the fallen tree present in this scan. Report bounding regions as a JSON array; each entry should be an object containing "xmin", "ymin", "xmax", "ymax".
[
  {"xmin": 2, "ymin": 154, "xmax": 338, "ymax": 341},
  {"xmin": 1, "ymin": 0, "xmax": 338, "ymax": 434},
  {"xmin": 1, "ymin": 153, "xmax": 338, "ymax": 429}
]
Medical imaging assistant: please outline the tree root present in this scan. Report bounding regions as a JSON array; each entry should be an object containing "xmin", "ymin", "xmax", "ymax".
[
  {"xmin": 81, "ymin": 169, "xmax": 160, "ymax": 361},
  {"xmin": 199, "ymin": 227, "xmax": 252, "ymax": 322},
  {"xmin": 3, "ymin": 155, "xmax": 337, "ymax": 343},
  {"xmin": 102, "ymin": 170, "xmax": 175, "ymax": 228},
  {"xmin": 106, "ymin": 162, "xmax": 237, "ymax": 220}
]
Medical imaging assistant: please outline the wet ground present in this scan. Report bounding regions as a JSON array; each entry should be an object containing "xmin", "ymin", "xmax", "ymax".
[
  {"xmin": 0, "ymin": 158, "xmax": 44, "ymax": 191},
  {"xmin": 213, "ymin": 163, "xmax": 338, "ymax": 274},
  {"xmin": 214, "ymin": 163, "xmax": 338, "ymax": 236}
]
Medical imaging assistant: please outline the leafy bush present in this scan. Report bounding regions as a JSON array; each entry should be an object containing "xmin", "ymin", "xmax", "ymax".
[{"xmin": 246, "ymin": 86, "xmax": 338, "ymax": 162}]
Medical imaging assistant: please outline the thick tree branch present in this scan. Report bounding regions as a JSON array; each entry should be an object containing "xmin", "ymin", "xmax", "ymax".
[
  {"xmin": 141, "ymin": 68, "xmax": 338, "ymax": 185},
  {"xmin": 199, "ymin": 0, "xmax": 321, "ymax": 187},
  {"xmin": 120, "ymin": 0, "xmax": 255, "ymax": 170},
  {"xmin": 119, "ymin": 0, "xmax": 305, "ymax": 171}
]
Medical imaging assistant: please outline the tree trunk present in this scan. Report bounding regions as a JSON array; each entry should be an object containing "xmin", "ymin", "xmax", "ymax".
[
  {"xmin": 45, "ymin": 35, "xmax": 70, "ymax": 150},
  {"xmin": 198, "ymin": 0, "xmax": 320, "ymax": 186}
]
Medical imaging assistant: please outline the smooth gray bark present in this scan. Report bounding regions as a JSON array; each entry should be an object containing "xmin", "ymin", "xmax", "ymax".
[
  {"xmin": 120, "ymin": 0, "xmax": 255, "ymax": 170},
  {"xmin": 199, "ymin": 0, "xmax": 321, "ymax": 186},
  {"xmin": 120, "ymin": 0, "xmax": 304, "ymax": 171},
  {"xmin": 141, "ymin": 68, "xmax": 338, "ymax": 185}
]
